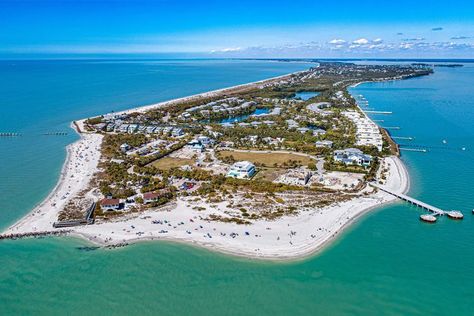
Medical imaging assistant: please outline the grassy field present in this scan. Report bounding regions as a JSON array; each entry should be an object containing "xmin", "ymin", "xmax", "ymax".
[
  {"xmin": 218, "ymin": 150, "xmax": 314, "ymax": 168},
  {"xmin": 150, "ymin": 157, "xmax": 195, "ymax": 170}
]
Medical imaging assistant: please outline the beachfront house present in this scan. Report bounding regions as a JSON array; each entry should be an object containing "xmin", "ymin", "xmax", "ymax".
[
  {"xmin": 143, "ymin": 190, "xmax": 172, "ymax": 204},
  {"xmin": 100, "ymin": 198, "xmax": 121, "ymax": 211},
  {"xmin": 145, "ymin": 126, "xmax": 157, "ymax": 134},
  {"xmin": 333, "ymin": 148, "xmax": 372, "ymax": 167},
  {"xmin": 93, "ymin": 123, "xmax": 107, "ymax": 131},
  {"xmin": 143, "ymin": 192, "xmax": 162, "ymax": 204},
  {"xmin": 226, "ymin": 161, "xmax": 256, "ymax": 179},
  {"xmin": 118, "ymin": 124, "xmax": 129, "ymax": 133},
  {"xmin": 127, "ymin": 124, "xmax": 138, "ymax": 134}
]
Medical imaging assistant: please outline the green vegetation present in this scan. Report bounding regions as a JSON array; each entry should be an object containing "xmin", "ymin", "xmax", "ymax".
[
  {"xmin": 217, "ymin": 150, "xmax": 314, "ymax": 168},
  {"xmin": 151, "ymin": 157, "xmax": 195, "ymax": 170},
  {"xmin": 88, "ymin": 62, "xmax": 432, "ymax": 220}
]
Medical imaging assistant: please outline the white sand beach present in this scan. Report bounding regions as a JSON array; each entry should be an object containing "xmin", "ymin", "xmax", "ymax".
[
  {"xmin": 4, "ymin": 127, "xmax": 103, "ymax": 235},
  {"xmin": 67, "ymin": 156, "xmax": 408, "ymax": 260},
  {"xmin": 4, "ymin": 122, "xmax": 408, "ymax": 261},
  {"xmin": 3, "ymin": 72, "xmax": 411, "ymax": 261},
  {"xmin": 111, "ymin": 70, "xmax": 306, "ymax": 117}
]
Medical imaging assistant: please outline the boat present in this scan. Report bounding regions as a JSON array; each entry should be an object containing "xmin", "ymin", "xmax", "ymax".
[
  {"xmin": 420, "ymin": 214, "xmax": 437, "ymax": 223},
  {"xmin": 446, "ymin": 210, "xmax": 464, "ymax": 220}
]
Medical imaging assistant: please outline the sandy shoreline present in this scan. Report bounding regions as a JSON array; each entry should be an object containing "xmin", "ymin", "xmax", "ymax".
[
  {"xmin": 66, "ymin": 155, "xmax": 408, "ymax": 261},
  {"xmin": 4, "ymin": 125, "xmax": 103, "ymax": 235},
  {"xmin": 113, "ymin": 69, "xmax": 309, "ymax": 117},
  {"xmin": 3, "ymin": 70, "xmax": 411, "ymax": 261}
]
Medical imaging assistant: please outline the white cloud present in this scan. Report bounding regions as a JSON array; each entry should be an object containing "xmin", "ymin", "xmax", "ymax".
[
  {"xmin": 210, "ymin": 47, "xmax": 241, "ymax": 53},
  {"xmin": 399, "ymin": 43, "xmax": 413, "ymax": 50},
  {"xmin": 329, "ymin": 39, "xmax": 346, "ymax": 45},
  {"xmin": 207, "ymin": 37, "xmax": 474, "ymax": 58},
  {"xmin": 352, "ymin": 38, "xmax": 369, "ymax": 45}
]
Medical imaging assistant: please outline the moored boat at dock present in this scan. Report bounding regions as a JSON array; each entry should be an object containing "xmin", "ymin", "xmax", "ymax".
[
  {"xmin": 446, "ymin": 210, "xmax": 464, "ymax": 220},
  {"xmin": 420, "ymin": 214, "xmax": 437, "ymax": 223}
]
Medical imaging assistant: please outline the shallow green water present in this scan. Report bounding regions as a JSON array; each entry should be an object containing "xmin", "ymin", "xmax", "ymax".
[{"xmin": 1, "ymin": 61, "xmax": 474, "ymax": 315}]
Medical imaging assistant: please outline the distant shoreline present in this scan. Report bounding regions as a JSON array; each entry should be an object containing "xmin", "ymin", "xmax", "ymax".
[{"xmin": 106, "ymin": 69, "xmax": 309, "ymax": 118}]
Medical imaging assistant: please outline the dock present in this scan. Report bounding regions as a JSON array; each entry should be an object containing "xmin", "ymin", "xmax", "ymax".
[
  {"xmin": 399, "ymin": 148, "xmax": 427, "ymax": 153},
  {"xmin": 364, "ymin": 110, "xmax": 393, "ymax": 114},
  {"xmin": 370, "ymin": 183, "xmax": 445, "ymax": 215},
  {"xmin": 43, "ymin": 132, "xmax": 68, "ymax": 136},
  {"xmin": 392, "ymin": 136, "xmax": 413, "ymax": 140}
]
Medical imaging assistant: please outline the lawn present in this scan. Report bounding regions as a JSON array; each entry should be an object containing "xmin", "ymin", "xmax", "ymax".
[
  {"xmin": 150, "ymin": 157, "xmax": 195, "ymax": 170},
  {"xmin": 218, "ymin": 150, "xmax": 314, "ymax": 168}
]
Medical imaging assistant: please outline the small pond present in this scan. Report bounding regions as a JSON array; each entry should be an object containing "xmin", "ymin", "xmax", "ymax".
[{"xmin": 293, "ymin": 91, "xmax": 320, "ymax": 101}]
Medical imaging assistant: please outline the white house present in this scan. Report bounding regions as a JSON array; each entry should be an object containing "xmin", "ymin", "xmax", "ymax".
[
  {"xmin": 197, "ymin": 135, "xmax": 214, "ymax": 146},
  {"xmin": 333, "ymin": 148, "xmax": 372, "ymax": 167},
  {"xmin": 226, "ymin": 161, "xmax": 256, "ymax": 179},
  {"xmin": 186, "ymin": 140, "xmax": 204, "ymax": 152},
  {"xmin": 100, "ymin": 198, "xmax": 120, "ymax": 211},
  {"xmin": 127, "ymin": 124, "xmax": 138, "ymax": 134},
  {"xmin": 315, "ymin": 140, "xmax": 333, "ymax": 148},
  {"xmin": 120, "ymin": 143, "xmax": 130, "ymax": 153},
  {"xmin": 171, "ymin": 128, "xmax": 184, "ymax": 137}
]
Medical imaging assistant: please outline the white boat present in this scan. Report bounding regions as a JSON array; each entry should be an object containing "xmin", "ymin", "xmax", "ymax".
[
  {"xmin": 420, "ymin": 214, "xmax": 437, "ymax": 223},
  {"xmin": 447, "ymin": 210, "xmax": 464, "ymax": 220}
]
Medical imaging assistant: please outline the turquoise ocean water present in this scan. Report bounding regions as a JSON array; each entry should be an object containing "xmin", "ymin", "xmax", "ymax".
[{"xmin": 1, "ymin": 60, "xmax": 474, "ymax": 315}]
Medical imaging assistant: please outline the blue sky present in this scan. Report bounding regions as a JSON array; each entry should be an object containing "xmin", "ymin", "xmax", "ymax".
[{"xmin": 1, "ymin": 0, "xmax": 474, "ymax": 58}]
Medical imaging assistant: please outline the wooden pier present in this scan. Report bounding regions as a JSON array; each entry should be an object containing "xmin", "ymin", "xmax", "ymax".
[
  {"xmin": 399, "ymin": 147, "xmax": 427, "ymax": 153},
  {"xmin": 364, "ymin": 110, "xmax": 393, "ymax": 114},
  {"xmin": 370, "ymin": 183, "xmax": 445, "ymax": 215},
  {"xmin": 392, "ymin": 136, "xmax": 413, "ymax": 140}
]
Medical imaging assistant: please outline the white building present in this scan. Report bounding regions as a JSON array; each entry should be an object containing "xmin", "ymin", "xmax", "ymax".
[
  {"xmin": 197, "ymin": 135, "xmax": 214, "ymax": 146},
  {"xmin": 315, "ymin": 140, "xmax": 333, "ymax": 148},
  {"xmin": 100, "ymin": 198, "xmax": 120, "ymax": 211},
  {"xmin": 226, "ymin": 161, "xmax": 256, "ymax": 179},
  {"xmin": 333, "ymin": 148, "xmax": 372, "ymax": 167},
  {"xmin": 342, "ymin": 110, "xmax": 383, "ymax": 151},
  {"xmin": 120, "ymin": 143, "xmax": 130, "ymax": 153},
  {"xmin": 275, "ymin": 169, "xmax": 312, "ymax": 186}
]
